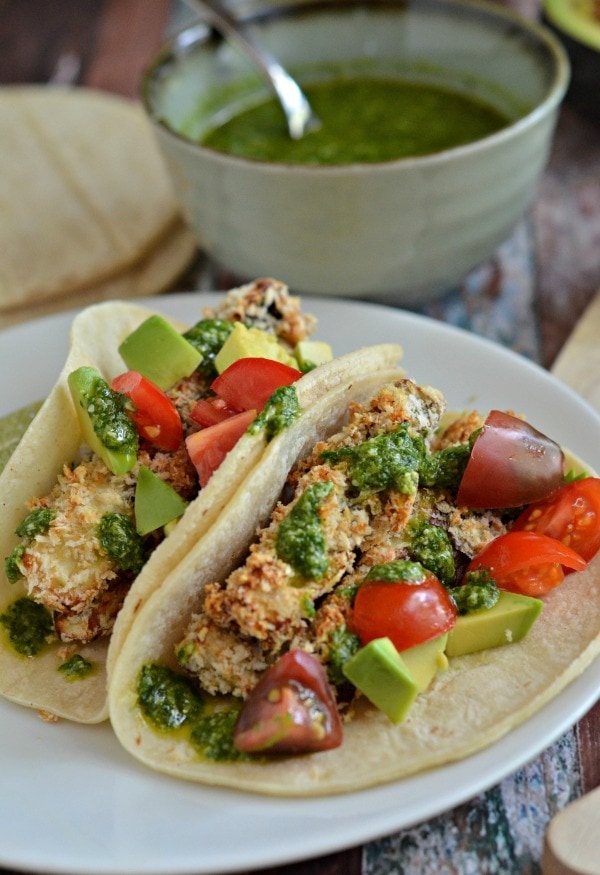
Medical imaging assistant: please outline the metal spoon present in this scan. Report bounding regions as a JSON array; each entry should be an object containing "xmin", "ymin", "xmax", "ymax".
[{"xmin": 182, "ymin": 0, "xmax": 320, "ymax": 139}]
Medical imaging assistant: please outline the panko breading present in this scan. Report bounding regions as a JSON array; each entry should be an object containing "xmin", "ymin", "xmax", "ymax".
[
  {"xmin": 20, "ymin": 458, "xmax": 134, "ymax": 619},
  {"xmin": 202, "ymin": 278, "xmax": 316, "ymax": 349},
  {"xmin": 177, "ymin": 379, "xmax": 457, "ymax": 696}
]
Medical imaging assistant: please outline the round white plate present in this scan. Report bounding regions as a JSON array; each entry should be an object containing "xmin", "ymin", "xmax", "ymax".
[{"xmin": 1, "ymin": 294, "xmax": 599, "ymax": 875}]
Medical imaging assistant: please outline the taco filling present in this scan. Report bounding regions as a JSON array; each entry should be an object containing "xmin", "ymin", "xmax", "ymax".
[
  {"xmin": 129, "ymin": 377, "xmax": 599, "ymax": 763},
  {"xmin": 1, "ymin": 279, "xmax": 320, "ymax": 657}
]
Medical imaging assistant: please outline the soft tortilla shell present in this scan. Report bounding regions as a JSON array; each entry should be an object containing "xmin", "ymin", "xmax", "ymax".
[
  {"xmin": 109, "ymin": 394, "xmax": 600, "ymax": 796},
  {"xmin": 0, "ymin": 303, "xmax": 402, "ymax": 722},
  {"xmin": 0, "ymin": 86, "xmax": 189, "ymax": 312},
  {"xmin": 0, "ymin": 217, "xmax": 196, "ymax": 329}
]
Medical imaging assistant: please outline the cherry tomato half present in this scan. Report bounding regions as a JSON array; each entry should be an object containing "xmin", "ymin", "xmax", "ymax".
[
  {"xmin": 185, "ymin": 408, "xmax": 257, "ymax": 488},
  {"xmin": 512, "ymin": 477, "xmax": 600, "ymax": 563},
  {"xmin": 353, "ymin": 570, "xmax": 456, "ymax": 652},
  {"xmin": 456, "ymin": 410, "xmax": 565, "ymax": 509},
  {"xmin": 111, "ymin": 370, "xmax": 182, "ymax": 452},
  {"xmin": 467, "ymin": 530, "xmax": 587, "ymax": 596},
  {"xmin": 234, "ymin": 650, "xmax": 343, "ymax": 754},
  {"xmin": 211, "ymin": 357, "xmax": 301, "ymax": 413}
]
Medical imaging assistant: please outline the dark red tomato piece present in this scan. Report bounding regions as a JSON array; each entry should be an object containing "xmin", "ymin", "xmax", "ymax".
[
  {"xmin": 211, "ymin": 357, "xmax": 302, "ymax": 413},
  {"xmin": 467, "ymin": 530, "xmax": 587, "ymax": 596},
  {"xmin": 111, "ymin": 370, "xmax": 183, "ymax": 452},
  {"xmin": 352, "ymin": 571, "xmax": 456, "ymax": 652},
  {"xmin": 185, "ymin": 408, "xmax": 256, "ymax": 488},
  {"xmin": 512, "ymin": 477, "xmax": 600, "ymax": 563},
  {"xmin": 189, "ymin": 396, "xmax": 238, "ymax": 427},
  {"xmin": 233, "ymin": 650, "xmax": 343, "ymax": 754},
  {"xmin": 456, "ymin": 410, "xmax": 565, "ymax": 509}
]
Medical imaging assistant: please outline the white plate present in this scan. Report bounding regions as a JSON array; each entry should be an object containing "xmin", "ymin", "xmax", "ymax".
[{"xmin": 1, "ymin": 294, "xmax": 599, "ymax": 875}]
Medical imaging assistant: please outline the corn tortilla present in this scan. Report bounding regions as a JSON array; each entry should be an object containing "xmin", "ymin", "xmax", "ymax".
[
  {"xmin": 108, "ymin": 381, "xmax": 600, "ymax": 796},
  {"xmin": 0, "ymin": 300, "xmax": 402, "ymax": 723},
  {"xmin": 0, "ymin": 86, "xmax": 195, "ymax": 317}
]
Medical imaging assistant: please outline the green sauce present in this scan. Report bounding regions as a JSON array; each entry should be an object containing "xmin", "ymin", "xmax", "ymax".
[
  {"xmin": 136, "ymin": 662, "xmax": 250, "ymax": 762},
  {"xmin": 202, "ymin": 77, "xmax": 510, "ymax": 165},
  {"xmin": 451, "ymin": 569, "xmax": 500, "ymax": 614},
  {"xmin": 364, "ymin": 559, "xmax": 430, "ymax": 584},
  {"xmin": 321, "ymin": 425, "xmax": 423, "ymax": 497},
  {"xmin": 137, "ymin": 663, "xmax": 203, "ymax": 730},
  {"xmin": 0, "ymin": 597, "xmax": 54, "ymax": 657},
  {"xmin": 248, "ymin": 385, "xmax": 300, "ymax": 441},
  {"xmin": 183, "ymin": 319, "xmax": 234, "ymax": 379},
  {"xmin": 99, "ymin": 512, "xmax": 145, "ymax": 574},
  {"xmin": 0, "ymin": 401, "xmax": 43, "ymax": 474},
  {"xmin": 276, "ymin": 480, "xmax": 334, "ymax": 581},
  {"xmin": 408, "ymin": 518, "xmax": 455, "ymax": 586},
  {"xmin": 58, "ymin": 653, "xmax": 95, "ymax": 681}
]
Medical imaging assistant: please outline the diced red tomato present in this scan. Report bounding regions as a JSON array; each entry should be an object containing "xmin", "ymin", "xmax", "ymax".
[
  {"xmin": 456, "ymin": 410, "xmax": 565, "ymax": 509},
  {"xmin": 111, "ymin": 370, "xmax": 182, "ymax": 452},
  {"xmin": 233, "ymin": 650, "xmax": 343, "ymax": 754},
  {"xmin": 512, "ymin": 477, "xmax": 600, "ymax": 563},
  {"xmin": 185, "ymin": 409, "xmax": 256, "ymax": 488},
  {"xmin": 467, "ymin": 530, "xmax": 587, "ymax": 597},
  {"xmin": 190, "ymin": 396, "xmax": 238, "ymax": 427},
  {"xmin": 352, "ymin": 570, "xmax": 456, "ymax": 652},
  {"xmin": 211, "ymin": 357, "xmax": 301, "ymax": 413}
]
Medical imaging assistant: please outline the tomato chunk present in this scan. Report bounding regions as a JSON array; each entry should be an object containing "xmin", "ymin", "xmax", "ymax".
[
  {"xmin": 456, "ymin": 410, "xmax": 565, "ymax": 509},
  {"xmin": 111, "ymin": 370, "xmax": 182, "ymax": 452},
  {"xmin": 211, "ymin": 357, "xmax": 301, "ymax": 413},
  {"xmin": 185, "ymin": 409, "xmax": 256, "ymax": 488},
  {"xmin": 467, "ymin": 530, "xmax": 587, "ymax": 596},
  {"xmin": 353, "ymin": 568, "xmax": 456, "ymax": 652},
  {"xmin": 512, "ymin": 477, "xmax": 600, "ymax": 562},
  {"xmin": 189, "ymin": 397, "xmax": 238, "ymax": 427},
  {"xmin": 233, "ymin": 650, "xmax": 343, "ymax": 754}
]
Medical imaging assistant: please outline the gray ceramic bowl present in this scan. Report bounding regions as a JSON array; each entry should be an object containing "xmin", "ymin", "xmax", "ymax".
[{"xmin": 142, "ymin": 0, "xmax": 569, "ymax": 304}]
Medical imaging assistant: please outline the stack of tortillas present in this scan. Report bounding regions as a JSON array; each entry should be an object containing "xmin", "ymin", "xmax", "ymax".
[{"xmin": 0, "ymin": 85, "xmax": 197, "ymax": 328}]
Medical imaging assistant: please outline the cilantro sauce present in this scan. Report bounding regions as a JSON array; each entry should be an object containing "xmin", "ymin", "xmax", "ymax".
[{"xmin": 202, "ymin": 77, "xmax": 510, "ymax": 165}]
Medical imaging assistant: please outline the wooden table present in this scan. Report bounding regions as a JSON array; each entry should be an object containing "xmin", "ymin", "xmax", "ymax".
[{"xmin": 1, "ymin": 2, "xmax": 599, "ymax": 873}]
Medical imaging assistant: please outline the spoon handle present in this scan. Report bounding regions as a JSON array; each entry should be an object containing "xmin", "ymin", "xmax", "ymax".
[
  {"xmin": 182, "ymin": 0, "xmax": 319, "ymax": 139},
  {"xmin": 542, "ymin": 784, "xmax": 600, "ymax": 874}
]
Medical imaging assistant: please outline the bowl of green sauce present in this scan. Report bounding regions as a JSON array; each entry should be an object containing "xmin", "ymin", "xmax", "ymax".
[{"xmin": 142, "ymin": 0, "xmax": 569, "ymax": 303}]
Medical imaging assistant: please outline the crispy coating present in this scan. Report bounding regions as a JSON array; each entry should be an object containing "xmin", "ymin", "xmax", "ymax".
[
  {"xmin": 203, "ymin": 278, "xmax": 317, "ymax": 349},
  {"xmin": 178, "ymin": 379, "xmax": 452, "ymax": 696}
]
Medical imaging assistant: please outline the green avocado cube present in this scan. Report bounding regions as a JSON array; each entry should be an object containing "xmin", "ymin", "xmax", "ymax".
[
  {"xmin": 214, "ymin": 323, "xmax": 297, "ymax": 374},
  {"xmin": 134, "ymin": 465, "xmax": 188, "ymax": 536},
  {"xmin": 293, "ymin": 340, "xmax": 333, "ymax": 371},
  {"xmin": 119, "ymin": 315, "xmax": 203, "ymax": 390},
  {"xmin": 445, "ymin": 590, "xmax": 543, "ymax": 658},
  {"xmin": 400, "ymin": 634, "xmax": 449, "ymax": 692},
  {"xmin": 343, "ymin": 637, "xmax": 419, "ymax": 723},
  {"xmin": 68, "ymin": 366, "xmax": 138, "ymax": 475}
]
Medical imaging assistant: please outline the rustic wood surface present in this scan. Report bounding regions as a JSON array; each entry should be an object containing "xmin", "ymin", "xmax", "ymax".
[{"xmin": 0, "ymin": 1, "xmax": 599, "ymax": 873}]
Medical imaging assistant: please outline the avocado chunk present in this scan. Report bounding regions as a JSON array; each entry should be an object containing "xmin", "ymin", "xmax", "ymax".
[
  {"xmin": 343, "ymin": 637, "xmax": 419, "ymax": 723},
  {"xmin": 445, "ymin": 590, "xmax": 543, "ymax": 658},
  {"xmin": 293, "ymin": 340, "xmax": 333, "ymax": 371},
  {"xmin": 401, "ymin": 634, "xmax": 449, "ymax": 692},
  {"xmin": 119, "ymin": 315, "xmax": 203, "ymax": 390},
  {"xmin": 134, "ymin": 465, "xmax": 188, "ymax": 536},
  {"xmin": 68, "ymin": 366, "xmax": 138, "ymax": 475},
  {"xmin": 214, "ymin": 323, "xmax": 297, "ymax": 374}
]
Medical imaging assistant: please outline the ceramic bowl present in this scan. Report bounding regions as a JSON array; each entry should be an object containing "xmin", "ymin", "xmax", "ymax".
[{"xmin": 142, "ymin": 0, "xmax": 569, "ymax": 304}]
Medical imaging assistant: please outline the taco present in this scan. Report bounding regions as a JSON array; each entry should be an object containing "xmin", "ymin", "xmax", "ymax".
[
  {"xmin": 0, "ymin": 278, "xmax": 404, "ymax": 723},
  {"xmin": 108, "ymin": 373, "xmax": 600, "ymax": 796}
]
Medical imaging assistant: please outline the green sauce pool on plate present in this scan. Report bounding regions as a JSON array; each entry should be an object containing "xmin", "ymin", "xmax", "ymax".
[
  {"xmin": 201, "ymin": 77, "xmax": 512, "ymax": 164},
  {"xmin": 0, "ymin": 401, "xmax": 42, "ymax": 474}
]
